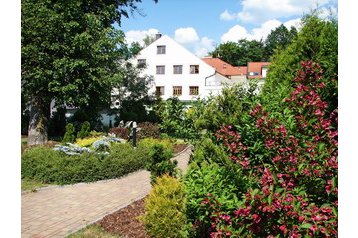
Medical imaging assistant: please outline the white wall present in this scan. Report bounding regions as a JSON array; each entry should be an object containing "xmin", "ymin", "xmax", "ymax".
[{"xmin": 135, "ymin": 35, "xmax": 224, "ymax": 101}]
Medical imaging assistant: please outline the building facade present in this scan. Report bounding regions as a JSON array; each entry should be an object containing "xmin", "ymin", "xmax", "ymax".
[{"xmin": 133, "ymin": 34, "xmax": 236, "ymax": 101}]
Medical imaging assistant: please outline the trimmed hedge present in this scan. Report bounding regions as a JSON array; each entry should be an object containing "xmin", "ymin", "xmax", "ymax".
[{"xmin": 21, "ymin": 143, "xmax": 151, "ymax": 185}]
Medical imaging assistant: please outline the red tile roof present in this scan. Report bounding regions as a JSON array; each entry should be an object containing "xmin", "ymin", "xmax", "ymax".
[
  {"xmin": 202, "ymin": 58, "xmax": 246, "ymax": 76},
  {"xmin": 247, "ymin": 62, "xmax": 270, "ymax": 79}
]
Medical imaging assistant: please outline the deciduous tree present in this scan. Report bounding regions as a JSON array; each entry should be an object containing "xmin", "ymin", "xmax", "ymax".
[{"xmin": 22, "ymin": 0, "xmax": 157, "ymax": 145}]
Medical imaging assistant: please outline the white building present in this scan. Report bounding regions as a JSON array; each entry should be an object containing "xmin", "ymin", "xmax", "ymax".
[{"xmin": 133, "ymin": 34, "xmax": 240, "ymax": 102}]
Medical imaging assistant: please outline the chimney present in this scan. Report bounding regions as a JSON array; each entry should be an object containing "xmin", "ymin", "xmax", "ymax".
[{"xmin": 155, "ymin": 33, "xmax": 162, "ymax": 40}]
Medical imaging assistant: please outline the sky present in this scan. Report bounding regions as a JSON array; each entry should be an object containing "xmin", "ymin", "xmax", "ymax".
[{"xmin": 118, "ymin": 0, "xmax": 338, "ymax": 57}]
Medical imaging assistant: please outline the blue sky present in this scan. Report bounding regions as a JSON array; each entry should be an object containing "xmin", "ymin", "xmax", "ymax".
[{"xmin": 118, "ymin": 0, "xmax": 337, "ymax": 57}]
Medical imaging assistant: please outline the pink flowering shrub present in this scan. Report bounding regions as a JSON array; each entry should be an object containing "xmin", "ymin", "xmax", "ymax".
[{"xmin": 198, "ymin": 61, "xmax": 337, "ymax": 237}]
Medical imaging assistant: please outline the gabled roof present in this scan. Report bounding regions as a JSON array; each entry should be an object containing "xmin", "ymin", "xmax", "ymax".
[
  {"xmin": 247, "ymin": 62, "xmax": 270, "ymax": 79},
  {"xmin": 202, "ymin": 57, "xmax": 246, "ymax": 76}
]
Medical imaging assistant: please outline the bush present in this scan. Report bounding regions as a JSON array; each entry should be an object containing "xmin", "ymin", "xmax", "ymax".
[
  {"xmin": 77, "ymin": 121, "xmax": 91, "ymax": 139},
  {"xmin": 137, "ymin": 122, "xmax": 160, "ymax": 139},
  {"xmin": 21, "ymin": 143, "xmax": 150, "ymax": 185},
  {"xmin": 184, "ymin": 161, "xmax": 249, "ymax": 237},
  {"xmin": 196, "ymin": 61, "xmax": 338, "ymax": 237},
  {"xmin": 62, "ymin": 123, "xmax": 76, "ymax": 143},
  {"xmin": 141, "ymin": 175, "xmax": 187, "ymax": 238},
  {"xmin": 138, "ymin": 137, "xmax": 174, "ymax": 155},
  {"xmin": 108, "ymin": 127, "xmax": 129, "ymax": 139},
  {"xmin": 146, "ymin": 144, "xmax": 177, "ymax": 184}
]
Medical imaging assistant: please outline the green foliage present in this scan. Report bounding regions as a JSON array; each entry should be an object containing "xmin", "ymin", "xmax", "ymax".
[
  {"xmin": 62, "ymin": 123, "xmax": 76, "ymax": 143},
  {"xmin": 192, "ymin": 82, "xmax": 259, "ymax": 134},
  {"xmin": 21, "ymin": 0, "xmax": 158, "ymax": 144},
  {"xmin": 21, "ymin": 143, "xmax": 150, "ymax": 185},
  {"xmin": 77, "ymin": 121, "xmax": 91, "ymax": 139},
  {"xmin": 184, "ymin": 163, "xmax": 248, "ymax": 237},
  {"xmin": 156, "ymin": 97, "xmax": 197, "ymax": 140},
  {"xmin": 146, "ymin": 144, "xmax": 177, "ymax": 184},
  {"xmin": 139, "ymin": 137, "xmax": 174, "ymax": 153},
  {"xmin": 264, "ymin": 24, "xmax": 298, "ymax": 60},
  {"xmin": 262, "ymin": 15, "xmax": 338, "ymax": 112},
  {"xmin": 210, "ymin": 39, "xmax": 266, "ymax": 66},
  {"xmin": 141, "ymin": 175, "xmax": 187, "ymax": 238}
]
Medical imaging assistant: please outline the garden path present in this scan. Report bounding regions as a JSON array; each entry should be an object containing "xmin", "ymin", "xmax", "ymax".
[{"xmin": 21, "ymin": 146, "xmax": 192, "ymax": 238}]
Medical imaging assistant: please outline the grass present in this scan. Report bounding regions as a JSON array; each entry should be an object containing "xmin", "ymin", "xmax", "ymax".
[
  {"xmin": 21, "ymin": 178, "xmax": 52, "ymax": 192},
  {"xmin": 67, "ymin": 224, "xmax": 120, "ymax": 238}
]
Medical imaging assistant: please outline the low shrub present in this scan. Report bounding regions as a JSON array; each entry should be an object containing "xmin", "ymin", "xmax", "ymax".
[
  {"xmin": 138, "ymin": 137, "xmax": 174, "ymax": 154},
  {"xmin": 137, "ymin": 122, "xmax": 160, "ymax": 139},
  {"xmin": 77, "ymin": 121, "xmax": 91, "ymax": 139},
  {"xmin": 184, "ymin": 161, "xmax": 248, "ymax": 237},
  {"xmin": 62, "ymin": 123, "xmax": 76, "ymax": 143},
  {"xmin": 75, "ymin": 136, "xmax": 102, "ymax": 148},
  {"xmin": 108, "ymin": 127, "xmax": 129, "ymax": 139},
  {"xmin": 21, "ymin": 143, "xmax": 150, "ymax": 185},
  {"xmin": 141, "ymin": 175, "xmax": 187, "ymax": 238},
  {"xmin": 146, "ymin": 144, "xmax": 177, "ymax": 184}
]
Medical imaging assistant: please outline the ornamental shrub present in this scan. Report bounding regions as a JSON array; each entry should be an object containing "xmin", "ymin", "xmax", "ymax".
[
  {"xmin": 141, "ymin": 175, "xmax": 187, "ymax": 238},
  {"xmin": 62, "ymin": 123, "xmax": 76, "ymax": 143},
  {"xmin": 195, "ymin": 61, "xmax": 338, "ymax": 237},
  {"xmin": 21, "ymin": 143, "xmax": 150, "ymax": 184},
  {"xmin": 108, "ymin": 127, "xmax": 129, "ymax": 139},
  {"xmin": 137, "ymin": 122, "xmax": 160, "ymax": 139},
  {"xmin": 77, "ymin": 121, "xmax": 91, "ymax": 139},
  {"xmin": 146, "ymin": 144, "xmax": 177, "ymax": 184}
]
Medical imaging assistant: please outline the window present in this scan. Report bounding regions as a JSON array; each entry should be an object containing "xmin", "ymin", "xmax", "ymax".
[
  {"xmin": 156, "ymin": 86, "xmax": 165, "ymax": 96},
  {"xmin": 190, "ymin": 65, "xmax": 199, "ymax": 74},
  {"xmin": 189, "ymin": 86, "xmax": 199, "ymax": 96},
  {"xmin": 156, "ymin": 65, "xmax": 165, "ymax": 74},
  {"xmin": 137, "ymin": 59, "xmax": 146, "ymax": 68},
  {"xmin": 173, "ymin": 86, "xmax": 182, "ymax": 96},
  {"xmin": 157, "ymin": 45, "xmax": 166, "ymax": 54},
  {"xmin": 173, "ymin": 65, "xmax": 183, "ymax": 74}
]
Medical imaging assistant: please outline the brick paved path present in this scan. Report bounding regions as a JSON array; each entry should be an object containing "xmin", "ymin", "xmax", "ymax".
[{"xmin": 21, "ymin": 146, "xmax": 192, "ymax": 238}]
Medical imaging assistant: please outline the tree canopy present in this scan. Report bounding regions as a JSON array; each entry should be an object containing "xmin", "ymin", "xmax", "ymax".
[
  {"xmin": 210, "ymin": 24, "xmax": 297, "ymax": 66},
  {"xmin": 21, "ymin": 0, "xmax": 157, "ymax": 145}
]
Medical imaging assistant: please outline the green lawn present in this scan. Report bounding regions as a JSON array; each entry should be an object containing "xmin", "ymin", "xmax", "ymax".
[{"xmin": 67, "ymin": 224, "xmax": 120, "ymax": 238}]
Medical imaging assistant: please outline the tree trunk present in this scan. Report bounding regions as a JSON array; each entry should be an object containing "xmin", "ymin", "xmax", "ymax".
[{"xmin": 27, "ymin": 97, "xmax": 50, "ymax": 145}]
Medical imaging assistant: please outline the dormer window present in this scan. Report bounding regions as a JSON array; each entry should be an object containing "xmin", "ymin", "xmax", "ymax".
[{"xmin": 157, "ymin": 45, "xmax": 166, "ymax": 54}]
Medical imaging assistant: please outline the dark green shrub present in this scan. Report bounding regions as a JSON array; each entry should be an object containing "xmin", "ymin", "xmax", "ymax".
[
  {"xmin": 21, "ymin": 143, "xmax": 150, "ymax": 185},
  {"xmin": 62, "ymin": 123, "xmax": 76, "ymax": 143},
  {"xmin": 146, "ymin": 144, "xmax": 177, "ymax": 184},
  {"xmin": 141, "ymin": 175, "xmax": 187, "ymax": 238},
  {"xmin": 76, "ymin": 121, "xmax": 90, "ymax": 139}
]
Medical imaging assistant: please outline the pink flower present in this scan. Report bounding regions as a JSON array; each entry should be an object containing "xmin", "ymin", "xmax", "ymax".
[{"xmin": 279, "ymin": 225, "xmax": 287, "ymax": 234}]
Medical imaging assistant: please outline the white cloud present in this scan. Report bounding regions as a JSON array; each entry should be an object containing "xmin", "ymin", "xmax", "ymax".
[
  {"xmin": 221, "ymin": 25, "xmax": 249, "ymax": 42},
  {"xmin": 283, "ymin": 18, "xmax": 302, "ymax": 30},
  {"xmin": 174, "ymin": 27, "xmax": 200, "ymax": 44},
  {"xmin": 125, "ymin": 28, "xmax": 159, "ymax": 45},
  {"xmin": 221, "ymin": 18, "xmax": 296, "ymax": 43},
  {"xmin": 172, "ymin": 27, "xmax": 215, "ymax": 57},
  {"xmin": 220, "ymin": 10, "xmax": 237, "ymax": 21},
  {"xmin": 194, "ymin": 37, "xmax": 216, "ymax": 57},
  {"xmin": 235, "ymin": 0, "xmax": 331, "ymax": 24}
]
